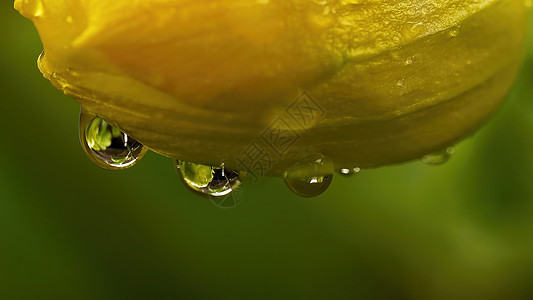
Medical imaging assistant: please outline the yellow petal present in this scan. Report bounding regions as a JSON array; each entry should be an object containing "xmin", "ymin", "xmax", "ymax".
[{"xmin": 15, "ymin": 0, "xmax": 529, "ymax": 174}]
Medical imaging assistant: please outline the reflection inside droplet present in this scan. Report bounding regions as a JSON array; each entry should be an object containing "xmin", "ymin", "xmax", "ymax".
[
  {"xmin": 449, "ymin": 26, "xmax": 461, "ymax": 37},
  {"xmin": 283, "ymin": 156, "xmax": 334, "ymax": 197},
  {"xmin": 339, "ymin": 167, "xmax": 361, "ymax": 176},
  {"xmin": 176, "ymin": 161, "xmax": 243, "ymax": 198},
  {"xmin": 422, "ymin": 147, "xmax": 455, "ymax": 165},
  {"xmin": 79, "ymin": 110, "xmax": 146, "ymax": 170}
]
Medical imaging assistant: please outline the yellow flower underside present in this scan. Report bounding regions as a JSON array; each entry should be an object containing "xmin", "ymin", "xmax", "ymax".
[{"xmin": 15, "ymin": 0, "xmax": 529, "ymax": 174}]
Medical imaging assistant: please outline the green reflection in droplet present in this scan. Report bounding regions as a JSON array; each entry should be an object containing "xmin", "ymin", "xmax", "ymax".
[
  {"xmin": 283, "ymin": 156, "xmax": 334, "ymax": 198},
  {"xmin": 176, "ymin": 161, "xmax": 243, "ymax": 198},
  {"xmin": 79, "ymin": 109, "xmax": 147, "ymax": 170}
]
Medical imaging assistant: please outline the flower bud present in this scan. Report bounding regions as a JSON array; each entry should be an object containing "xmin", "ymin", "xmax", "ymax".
[{"xmin": 15, "ymin": 0, "xmax": 529, "ymax": 174}]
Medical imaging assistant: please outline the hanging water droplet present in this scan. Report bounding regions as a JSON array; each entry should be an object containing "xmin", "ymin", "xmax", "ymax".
[
  {"xmin": 79, "ymin": 110, "xmax": 147, "ymax": 170},
  {"xmin": 422, "ymin": 147, "xmax": 455, "ymax": 165},
  {"xmin": 176, "ymin": 161, "xmax": 243, "ymax": 198},
  {"xmin": 339, "ymin": 167, "xmax": 361, "ymax": 176},
  {"xmin": 283, "ymin": 156, "xmax": 334, "ymax": 197}
]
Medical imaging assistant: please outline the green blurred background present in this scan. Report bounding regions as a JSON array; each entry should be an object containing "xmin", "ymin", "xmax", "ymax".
[{"xmin": 2, "ymin": 4, "xmax": 533, "ymax": 300}]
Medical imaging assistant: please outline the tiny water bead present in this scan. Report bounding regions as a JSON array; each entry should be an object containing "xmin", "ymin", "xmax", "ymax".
[
  {"xmin": 79, "ymin": 111, "xmax": 147, "ymax": 170},
  {"xmin": 422, "ymin": 147, "xmax": 455, "ymax": 165},
  {"xmin": 449, "ymin": 26, "xmax": 462, "ymax": 37},
  {"xmin": 404, "ymin": 56, "xmax": 415, "ymax": 65},
  {"xmin": 397, "ymin": 78, "xmax": 405, "ymax": 87},
  {"xmin": 283, "ymin": 156, "xmax": 334, "ymax": 197},
  {"xmin": 176, "ymin": 161, "xmax": 243, "ymax": 198},
  {"xmin": 339, "ymin": 167, "xmax": 361, "ymax": 176}
]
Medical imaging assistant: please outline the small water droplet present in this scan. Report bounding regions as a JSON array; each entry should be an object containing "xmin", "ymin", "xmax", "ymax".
[
  {"xmin": 283, "ymin": 156, "xmax": 334, "ymax": 197},
  {"xmin": 37, "ymin": 50, "xmax": 45, "ymax": 68},
  {"xmin": 176, "ymin": 161, "xmax": 243, "ymax": 198},
  {"xmin": 339, "ymin": 167, "xmax": 361, "ymax": 176},
  {"xmin": 449, "ymin": 26, "xmax": 461, "ymax": 37},
  {"xmin": 405, "ymin": 56, "xmax": 415, "ymax": 65},
  {"xmin": 79, "ymin": 110, "xmax": 146, "ymax": 170},
  {"xmin": 397, "ymin": 78, "xmax": 405, "ymax": 87},
  {"xmin": 51, "ymin": 72, "xmax": 70, "ymax": 89},
  {"xmin": 422, "ymin": 147, "xmax": 455, "ymax": 165}
]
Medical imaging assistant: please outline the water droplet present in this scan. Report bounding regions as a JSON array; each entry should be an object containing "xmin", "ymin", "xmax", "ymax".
[
  {"xmin": 405, "ymin": 56, "xmax": 415, "ymax": 65},
  {"xmin": 397, "ymin": 78, "xmax": 405, "ymax": 87},
  {"xmin": 339, "ymin": 167, "xmax": 361, "ymax": 176},
  {"xmin": 449, "ymin": 26, "xmax": 461, "ymax": 37},
  {"xmin": 422, "ymin": 147, "xmax": 455, "ymax": 165},
  {"xmin": 283, "ymin": 156, "xmax": 334, "ymax": 197},
  {"xmin": 51, "ymin": 72, "xmax": 69, "ymax": 89},
  {"xmin": 37, "ymin": 50, "xmax": 45, "ymax": 68},
  {"xmin": 176, "ymin": 161, "xmax": 243, "ymax": 198},
  {"xmin": 79, "ymin": 110, "xmax": 147, "ymax": 170}
]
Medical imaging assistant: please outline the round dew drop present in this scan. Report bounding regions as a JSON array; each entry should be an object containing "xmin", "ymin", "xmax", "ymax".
[
  {"xmin": 79, "ymin": 110, "xmax": 147, "ymax": 170},
  {"xmin": 339, "ymin": 167, "xmax": 361, "ymax": 176},
  {"xmin": 176, "ymin": 161, "xmax": 243, "ymax": 198},
  {"xmin": 283, "ymin": 156, "xmax": 334, "ymax": 197}
]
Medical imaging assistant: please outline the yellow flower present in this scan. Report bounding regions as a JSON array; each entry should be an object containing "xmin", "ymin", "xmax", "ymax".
[{"xmin": 15, "ymin": 0, "xmax": 529, "ymax": 175}]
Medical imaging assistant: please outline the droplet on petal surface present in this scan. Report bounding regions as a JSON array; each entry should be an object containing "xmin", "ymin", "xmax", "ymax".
[{"xmin": 449, "ymin": 25, "xmax": 462, "ymax": 37}]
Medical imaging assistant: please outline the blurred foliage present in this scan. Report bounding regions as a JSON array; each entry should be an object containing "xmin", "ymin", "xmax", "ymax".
[{"xmin": 1, "ymin": 4, "xmax": 533, "ymax": 300}]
